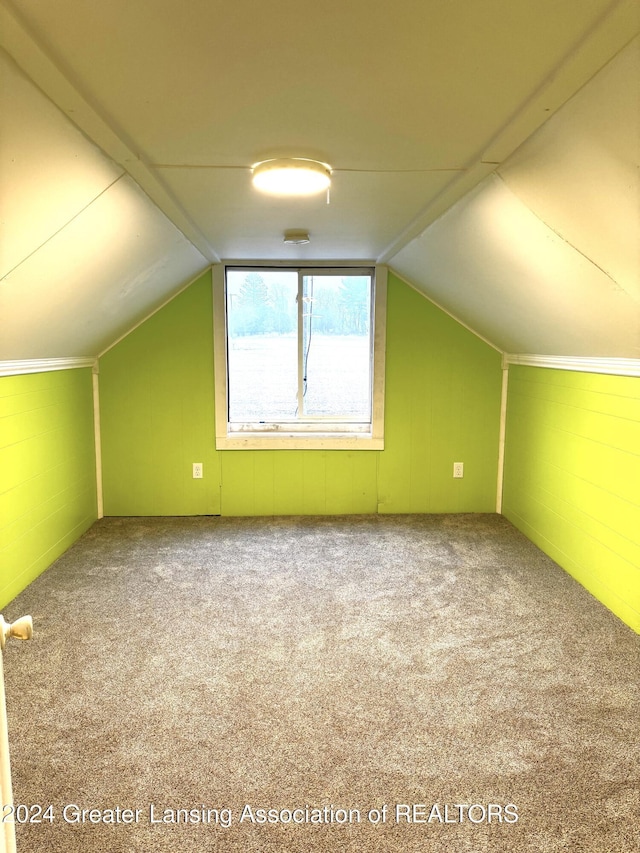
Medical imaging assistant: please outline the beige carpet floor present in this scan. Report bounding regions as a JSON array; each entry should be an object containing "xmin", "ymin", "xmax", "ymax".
[{"xmin": 2, "ymin": 513, "xmax": 639, "ymax": 852}]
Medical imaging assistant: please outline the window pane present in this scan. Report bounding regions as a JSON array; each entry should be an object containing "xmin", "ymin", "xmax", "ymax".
[
  {"xmin": 302, "ymin": 274, "xmax": 371, "ymax": 419},
  {"xmin": 227, "ymin": 270, "xmax": 298, "ymax": 422}
]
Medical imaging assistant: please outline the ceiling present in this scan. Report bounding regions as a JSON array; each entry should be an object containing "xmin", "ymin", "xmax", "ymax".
[{"xmin": 1, "ymin": 0, "xmax": 639, "ymax": 359}]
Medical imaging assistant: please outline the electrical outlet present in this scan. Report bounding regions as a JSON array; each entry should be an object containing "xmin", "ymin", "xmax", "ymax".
[
  {"xmin": 193, "ymin": 463, "xmax": 203, "ymax": 479},
  {"xmin": 453, "ymin": 462, "xmax": 464, "ymax": 479}
]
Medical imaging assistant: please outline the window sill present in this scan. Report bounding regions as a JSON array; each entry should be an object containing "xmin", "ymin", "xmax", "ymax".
[{"xmin": 215, "ymin": 433, "xmax": 384, "ymax": 450}]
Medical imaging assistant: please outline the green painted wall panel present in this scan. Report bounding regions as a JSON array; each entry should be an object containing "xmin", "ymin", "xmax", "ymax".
[
  {"xmin": 378, "ymin": 275, "xmax": 503, "ymax": 513},
  {"xmin": 251, "ymin": 453, "xmax": 279, "ymax": 516},
  {"xmin": 271, "ymin": 455, "xmax": 304, "ymax": 514},
  {"xmin": 507, "ymin": 405, "xmax": 639, "ymax": 509},
  {"xmin": 506, "ymin": 507, "xmax": 640, "ymax": 636},
  {"xmin": 100, "ymin": 271, "xmax": 221, "ymax": 516},
  {"xmin": 219, "ymin": 450, "xmax": 379, "ymax": 516},
  {"xmin": 99, "ymin": 270, "xmax": 502, "ymax": 517},
  {"xmin": 503, "ymin": 366, "xmax": 640, "ymax": 633},
  {"xmin": 512, "ymin": 478, "xmax": 639, "ymax": 570},
  {"xmin": 219, "ymin": 451, "xmax": 259, "ymax": 515},
  {"xmin": 325, "ymin": 451, "xmax": 378, "ymax": 515},
  {"xmin": 510, "ymin": 450, "xmax": 639, "ymax": 557},
  {"xmin": 0, "ymin": 369, "xmax": 97, "ymax": 607},
  {"xmin": 299, "ymin": 452, "xmax": 333, "ymax": 513}
]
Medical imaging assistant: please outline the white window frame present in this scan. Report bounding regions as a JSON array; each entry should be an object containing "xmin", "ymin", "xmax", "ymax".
[{"xmin": 213, "ymin": 262, "xmax": 386, "ymax": 450}]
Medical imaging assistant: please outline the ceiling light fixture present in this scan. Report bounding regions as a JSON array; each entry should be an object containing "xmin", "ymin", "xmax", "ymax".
[
  {"xmin": 252, "ymin": 158, "xmax": 332, "ymax": 196},
  {"xmin": 283, "ymin": 229, "xmax": 311, "ymax": 245}
]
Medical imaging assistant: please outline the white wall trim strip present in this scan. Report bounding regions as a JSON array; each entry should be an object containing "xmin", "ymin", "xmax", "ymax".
[
  {"xmin": 503, "ymin": 354, "xmax": 640, "ymax": 377},
  {"xmin": 0, "ymin": 358, "xmax": 96, "ymax": 376},
  {"xmin": 496, "ymin": 365, "xmax": 509, "ymax": 514},
  {"xmin": 92, "ymin": 366, "xmax": 104, "ymax": 519}
]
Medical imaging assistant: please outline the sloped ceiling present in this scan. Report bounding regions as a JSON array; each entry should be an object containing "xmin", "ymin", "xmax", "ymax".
[
  {"xmin": 392, "ymin": 35, "xmax": 640, "ymax": 357},
  {"xmin": 0, "ymin": 0, "xmax": 639, "ymax": 360},
  {"xmin": 0, "ymin": 51, "xmax": 207, "ymax": 359}
]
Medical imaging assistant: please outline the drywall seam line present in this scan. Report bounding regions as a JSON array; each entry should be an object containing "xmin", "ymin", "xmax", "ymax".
[
  {"xmin": 494, "ymin": 177, "xmax": 624, "ymax": 290},
  {"xmin": 97, "ymin": 265, "xmax": 214, "ymax": 358},
  {"xmin": 92, "ymin": 364, "xmax": 104, "ymax": 518},
  {"xmin": 221, "ymin": 258, "xmax": 377, "ymax": 267},
  {"xmin": 496, "ymin": 364, "xmax": 509, "ymax": 514},
  {"xmin": 0, "ymin": 175, "xmax": 125, "ymax": 282},
  {"xmin": 152, "ymin": 164, "xmax": 466, "ymax": 174},
  {"xmin": 390, "ymin": 268, "xmax": 503, "ymax": 353}
]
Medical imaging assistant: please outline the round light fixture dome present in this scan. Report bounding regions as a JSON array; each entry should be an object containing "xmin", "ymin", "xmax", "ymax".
[{"xmin": 252, "ymin": 158, "xmax": 332, "ymax": 196}]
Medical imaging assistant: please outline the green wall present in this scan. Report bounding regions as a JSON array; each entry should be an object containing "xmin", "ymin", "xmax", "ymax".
[
  {"xmin": 99, "ymin": 270, "xmax": 503, "ymax": 516},
  {"xmin": 99, "ymin": 274, "xmax": 220, "ymax": 516},
  {"xmin": 379, "ymin": 275, "xmax": 502, "ymax": 513},
  {"xmin": 7, "ymin": 277, "xmax": 636, "ymax": 638},
  {"xmin": 0, "ymin": 368, "xmax": 97, "ymax": 608},
  {"xmin": 503, "ymin": 366, "xmax": 640, "ymax": 633}
]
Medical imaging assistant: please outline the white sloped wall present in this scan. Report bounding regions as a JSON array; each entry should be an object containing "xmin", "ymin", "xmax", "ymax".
[
  {"xmin": 390, "ymin": 37, "xmax": 640, "ymax": 359},
  {"xmin": 0, "ymin": 50, "xmax": 207, "ymax": 360}
]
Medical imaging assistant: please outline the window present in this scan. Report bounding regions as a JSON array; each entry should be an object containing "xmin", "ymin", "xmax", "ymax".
[{"xmin": 213, "ymin": 264, "xmax": 386, "ymax": 449}]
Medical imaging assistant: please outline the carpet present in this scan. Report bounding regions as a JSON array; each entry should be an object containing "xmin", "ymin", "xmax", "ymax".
[{"xmin": 2, "ymin": 514, "xmax": 639, "ymax": 852}]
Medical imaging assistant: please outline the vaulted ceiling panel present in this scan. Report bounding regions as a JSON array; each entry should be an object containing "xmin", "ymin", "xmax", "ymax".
[
  {"xmin": 0, "ymin": 38, "xmax": 207, "ymax": 361},
  {"xmin": 391, "ymin": 175, "xmax": 639, "ymax": 357},
  {"xmin": 499, "ymin": 36, "xmax": 640, "ymax": 306},
  {"xmin": 0, "ymin": 49, "xmax": 123, "ymax": 278},
  {"xmin": 0, "ymin": 175, "xmax": 206, "ymax": 359},
  {"xmin": 1, "ymin": 0, "xmax": 638, "ymax": 360},
  {"xmin": 391, "ymin": 36, "xmax": 640, "ymax": 358},
  {"xmin": 156, "ymin": 167, "xmax": 458, "ymax": 261},
  {"xmin": 5, "ymin": 0, "xmax": 622, "ymax": 171}
]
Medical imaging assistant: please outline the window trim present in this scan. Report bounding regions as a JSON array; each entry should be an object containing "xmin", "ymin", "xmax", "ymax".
[{"xmin": 213, "ymin": 262, "xmax": 386, "ymax": 450}]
